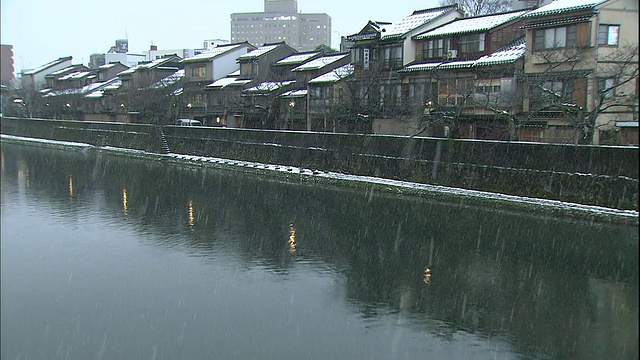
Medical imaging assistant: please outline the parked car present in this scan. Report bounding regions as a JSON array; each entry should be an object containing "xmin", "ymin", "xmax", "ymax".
[{"xmin": 175, "ymin": 119, "xmax": 202, "ymax": 126}]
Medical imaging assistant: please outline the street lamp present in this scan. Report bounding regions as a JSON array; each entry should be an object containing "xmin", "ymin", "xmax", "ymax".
[{"xmin": 289, "ymin": 100, "xmax": 296, "ymax": 108}]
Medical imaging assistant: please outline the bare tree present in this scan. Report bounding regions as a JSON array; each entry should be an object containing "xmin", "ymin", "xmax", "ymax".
[
  {"xmin": 439, "ymin": 0, "xmax": 511, "ymax": 16},
  {"xmin": 523, "ymin": 45, "xmax": 639, "ymax": 144}
]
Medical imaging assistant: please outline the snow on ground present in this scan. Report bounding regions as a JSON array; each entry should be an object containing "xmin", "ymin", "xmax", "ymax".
[{"xmin": 2, "ymin": 134, "xmax": 637, "ymax": 221}]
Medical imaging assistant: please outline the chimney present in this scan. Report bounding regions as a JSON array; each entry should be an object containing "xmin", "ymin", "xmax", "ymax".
[{"xmin": 150, "ymin": 45, "xmax": 158, "ymax": 51}]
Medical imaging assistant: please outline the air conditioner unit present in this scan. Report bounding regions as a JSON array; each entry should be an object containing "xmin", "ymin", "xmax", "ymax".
[{"xmin": 447, "ymin": 50, "xmax": 457, "ymax": 59}]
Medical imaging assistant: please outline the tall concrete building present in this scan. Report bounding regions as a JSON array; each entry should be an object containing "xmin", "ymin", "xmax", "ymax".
[
  {"xmin": 230, "ymin": 0, "xmax": 331, "ymax": 51},
  {"xmin": 1, "ymin": 44, "xmax": 15, "ymax": 85}
]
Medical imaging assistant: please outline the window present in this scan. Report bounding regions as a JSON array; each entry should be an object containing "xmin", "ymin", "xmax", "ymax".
[
  {"xmin": 598, "ymin": 78, "xmax": 616, "ymax": 98},
  {"xmin": 459, "ymin": 33, "xmax": 485, "ymax": 53},
  {"xmin": 598, "ymin": 25, "xmax": 619, "ymax": 45},
  {"xmin": 351, "ymin": 47, "xmax": 361, "ymax": 64},
  {"xmin": 382, "ymin": 46, "xmax": 402, "ymax": 69},
  {"xmin": 533, "ymin": 25, "xmax": 577, "ymax": 50},
  {"xmin": 423, "ymin": 38, "xmax": 447, "ymax": 59},
  {"xmin": 191, "ymin": 66, "xmax": 206, "ymax": 78}
]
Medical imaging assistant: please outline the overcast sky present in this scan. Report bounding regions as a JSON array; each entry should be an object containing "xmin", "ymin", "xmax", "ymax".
[{"xmin": 1, "ymin": 0, "xmax": 441, "ymax": 73}]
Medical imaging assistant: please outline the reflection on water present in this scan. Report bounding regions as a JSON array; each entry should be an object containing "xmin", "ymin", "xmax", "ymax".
[{"xmin": 1, "ymin": 142, "xmax": 638, "ymax": 360}]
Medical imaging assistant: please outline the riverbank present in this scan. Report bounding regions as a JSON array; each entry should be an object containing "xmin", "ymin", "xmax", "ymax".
[{"xmin": 2, "ymin": 134, "xmax": 637, "ymax": 225}]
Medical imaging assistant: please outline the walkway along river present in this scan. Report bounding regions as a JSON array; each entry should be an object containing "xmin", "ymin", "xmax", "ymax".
[{"xmin": 1, "ymin": 140, "xmax": 638, "ymax": 359}]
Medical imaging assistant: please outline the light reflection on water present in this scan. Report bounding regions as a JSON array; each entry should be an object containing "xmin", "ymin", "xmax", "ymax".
[{"xmin": 1, "ymin": 142, "xmax": 637, "ymax": 360}]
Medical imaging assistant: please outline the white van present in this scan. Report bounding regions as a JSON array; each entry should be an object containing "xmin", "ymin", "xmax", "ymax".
[{"xmin": 175, "ymin": 119, "xmax": 202, "ymax": 126}]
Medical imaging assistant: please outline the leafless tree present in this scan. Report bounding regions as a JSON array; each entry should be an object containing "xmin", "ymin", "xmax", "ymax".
[
  {"xmin": 439, "ymin": 0, "xmax": 511, "ymax": 17},
  {"xmin": 523, "ymin": 45, "xmax": 639, "ymax": 144}
]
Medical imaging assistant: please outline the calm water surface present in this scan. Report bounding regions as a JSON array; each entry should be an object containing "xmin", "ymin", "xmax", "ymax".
[{"xmin": 1, "ymin": 142, "xmax": 638, "ymax": 359}]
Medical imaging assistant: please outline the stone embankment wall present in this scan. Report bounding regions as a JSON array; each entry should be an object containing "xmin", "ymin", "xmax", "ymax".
[{"xmin": 2, "ymin": 117, "xmax": 638, "ymax": 210}]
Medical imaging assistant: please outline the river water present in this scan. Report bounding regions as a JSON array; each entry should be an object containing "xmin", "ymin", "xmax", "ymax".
[{"xmin": 1, "ymin": 141, "xmax": 638, "ymax": 359}]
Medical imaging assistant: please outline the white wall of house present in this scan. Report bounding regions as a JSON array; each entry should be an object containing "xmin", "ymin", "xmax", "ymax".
[
  {"xmin": 403, "ymin": 11, "xmax": 463, "ymax": 65},
  {"xmin": 104, "ymin": 53, "xmax": 146, "ymax": 67},
  {"xmin": 22, "ymin": 58, "xmax": 73, "ymax": 89},
  {"xmin": 211, "ymin": 46, "xmax": 252, "ymax": 81}
]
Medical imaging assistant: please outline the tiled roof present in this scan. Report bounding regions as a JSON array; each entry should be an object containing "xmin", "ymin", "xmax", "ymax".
[
  {"xmin": 244, "ymin": 80, "xmax": 295, "ymax": 93},
  {"xmin": 275, "ymin": 52, "xmax": 320, "ymax": 65},
  {"xmin": 521, "ymin": 14, "xmax": 595, "ymax": 28},
  {"xmin": 400, "ymin": 37, "xmax": 525, "ymax": 72},
  {"xmin": 237, "ymin": 44, "xmax": 280, "ymax": 60},
  {"xmin": 117, "ymin": 56, "xmax": 178, "ymax": 76},
  {"xmin": 381, "ymin": 5, "xmax": 458, "ymax": 40},
  {"xmin": 414, "ymin": 10, "xmax": 530, "ymax": 39},
  {"xmin": 45, "ymin": 77, "xmax": 119, "ymax": 97},
  {"xmin": 22, "ymin": 56, "xmax": 72, "ymax": 75},
  {"xmin": 474, "ymin": 37, "xmax": 526, "ymax": 66},
  {"xmin": 308, "ymin": 64, "xmax": 354, "ymax": 84},
  {"xmin": 181, "ymin": 44, "xmax": 243, "ymax": 63},
  {"xmin": 205, "ymin": 77, "xmax": 252, "ymax": 89},
  {"xmin": 149, "ymin": 69, "xmax": 185, "ymax": 89},
  {"xmin": 58, "ymin": 71, "xmax": 91, "ymax": 80},
  {"xmin": 522, "ymin": 0, "xmax": 606, "ymax": 18},
  {"xmin": 280, "ymin": 89, "xmax": 308, "ymax": 98},
  {"xmin": 291, "ymin": 53, "xmax": 349, "ymax": 71}
]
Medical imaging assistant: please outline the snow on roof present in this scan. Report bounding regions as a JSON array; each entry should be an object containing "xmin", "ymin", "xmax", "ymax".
[
  {"xmin": 291, "ymin": 53, "xmax": 349, "ymax": 71},
  {"xmin": 308, "ymin": 64, "xmax": 354, "ymax": 84},
  {"xmin": 103, "ymin": 79, "xmax": 122, "ymax": 91},
  {"xmin": 415, "ymin": 10, "xmax": 530, "ymax": 39},
  {"xmin": 99, "ymin": 63, "xmax": 117, "ymax": 69},
  {"xmin": 275, "ymin": 52, "xmax": 320, "ymax": 65},
  {"xmin": 244, "ymin": 80, "xmax": 295, "ymax": 93},
  {"xmin": 58, "ymin": 71, "xmax": 91, "ymax": 80},
  {"xmin": 401, "ymin": 37, "xmax": 526, "ymax": 72},
  {"xmin": 474, "ymin": 37, "xmax": 526, "ymax": 66},
  {"xmin": 229, "ymin": 69, "xmax": 241, "ymax": 76},
  {"xmin": 522, "ymin": 0, "xmax": 606, "ymax": 18},
  {"xmin": 85, "ymin": 90, "xmax": 104, "ymax": 98},
  {"xmin": 381, "ymin": 6, "xmax": 458, "ymax": 40},
  {"xmin": 149, "ymin": 69, "xmax": 185, "ymax": 89},
  {"xmin": 181, "ymin": 44, "xmax": 242, "ymax": 63},
  {"xmin": 50, "ymin": 66, "xmax": 77, "ymax": 76},
  {"xmin": 206, "ymin": 77, "xmax": 252, "ymax": 89},
  {"xmin": 45, "ymin": 78, "xmax": 117, "ymax": 97},
  {"xmin": 237, "ymin": 44, "xmax": 280, "ymax": 60},
  {"xmin": 280, "ymin": 89, "xmax": 307, "ymax": 98},
  {"xmin": 22, "ymin": 56, "xmax": 72, "ymax": 75},
  {"xmin": 118, "ymin": 56, "xmax": 178, "ymax": 75}
]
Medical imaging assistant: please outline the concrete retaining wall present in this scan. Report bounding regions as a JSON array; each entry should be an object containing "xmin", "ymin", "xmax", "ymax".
[{"xmin": 2, "ymin": 117, "xmax": 638, "ymax": 210}]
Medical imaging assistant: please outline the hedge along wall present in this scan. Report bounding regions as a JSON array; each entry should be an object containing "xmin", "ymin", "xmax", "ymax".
[{"xmin": 2, "ymin": 117, "xmax": 638, "ymax": 210}]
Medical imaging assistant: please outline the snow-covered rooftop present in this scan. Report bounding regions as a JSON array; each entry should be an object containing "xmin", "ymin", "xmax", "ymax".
[
  {"xmin": 474, "ymin": 37, "xmax": 526, "ymax": 66},
  {"xmin": 49, "ymin": 66, "xmax": 77, "ymax": 76},
  {"xmin": 275, "ymin": 52, "xmax": 320, "ymax": 65},
  {"xmin": 118, "ymin": 56, "xmax": 178, "ymax": 75},
  {"xmin": 45, "ymin": 78, "xmax": 119, "ymax": 97},
  {"xmin": 244, "ymin": 80, "xmax": 295, "ymax": 93},
  {"xmin": 308, "ymin": 64, "xmax": 354, "ymax": 84},
  {"xmin": 103, "ymin": 79, "xmax": 122, "ymax": 91},
  {"xmin": 280, "ymin": 89, "xmax": 308, "ymax": 98},
  {"xmin": 22, "ymin": 56, "xmax": 72, "ymax": 75},
  {"xmin": 229, "ymin": 69, "xmax": 241, "ymax": 76},
  {"xmin": 58, "ymin": 71, "xmax": 91, "ymax": 80},
  {"xmin": 291, "ymin": 53, "xmax": 349, "ymax": 71},
  {"xmin": 181, "ymin": 44, "xmax": 242, "ymax": 63},
  {"xmin": 381, "ymin": 6, "xmax": 458, "ymax": 40},
  {"xmin": 401, "ymin": 37, "xmax": 526, "ymax": 72},
  {"xmin": 522, "ymin": 0, "xmax": 606, "ymax": 17},
  {"xmin": 237, "ymin": 44, "xmax": 280, "ymax": 60},
  {"xmin": 99, "ymin": 63, "xmax": 117, "ymax": 69},
  {"xmin": 149, "ymin": 69, "xmax": 185, "ymax": 89},
  {"xmin": 206, "ymin": 77, "xmax": 252, "ymax": 89},
  {"xmin": 415, "ymin": 10, "xmax": 530, "ymax": 39}
]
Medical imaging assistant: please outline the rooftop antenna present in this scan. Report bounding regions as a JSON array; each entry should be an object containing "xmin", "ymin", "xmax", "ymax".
[{"xmin": 125, "ymin": 24, "xmax": 128, "ymax": 40}]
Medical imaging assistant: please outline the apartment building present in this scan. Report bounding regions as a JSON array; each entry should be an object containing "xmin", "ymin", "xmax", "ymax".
[{"xmin": 230, "ymin": 0, "xmax": 331, "ymax": 51}]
